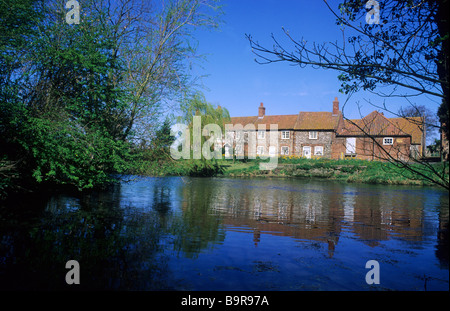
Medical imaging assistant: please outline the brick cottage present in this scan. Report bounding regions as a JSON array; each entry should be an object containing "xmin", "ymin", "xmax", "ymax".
[{"xmin": 227, "ymin": 97, "xmax": 425, "ymax": 162}]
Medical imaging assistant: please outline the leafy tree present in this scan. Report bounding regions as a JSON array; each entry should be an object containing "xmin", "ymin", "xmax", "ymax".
[
  {"xmin": 1, "ymin": 0, "xmax": 132, "ymax": 193},
  {"xmin": 1, "ymin": 0, "xmax": 223, "ymax": 197},
  {"xmin": 148, "ymin": 117, "xmax": 176, "ymax": 160},
  {"xmin": 174, "ymin": 93, "xmax": 229, "ymax": 175}
]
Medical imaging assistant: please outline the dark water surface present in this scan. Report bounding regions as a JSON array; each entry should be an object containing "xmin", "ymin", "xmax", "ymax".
[{"xmin": 0, "ymin": 177, "xmax": 448, "ymax": 290}]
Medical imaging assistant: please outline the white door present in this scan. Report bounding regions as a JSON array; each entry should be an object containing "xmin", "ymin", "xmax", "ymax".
[
  {"xmin": 303, "ymin": 146, "xmax": 311, "ymax": 159},
  {"xmin": 346, "ymin": 137, "xmax": 356, "ymax": 154}
]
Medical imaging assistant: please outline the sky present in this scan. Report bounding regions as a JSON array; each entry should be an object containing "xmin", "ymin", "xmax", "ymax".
[{"xmin": 189, "ymin": 0, "xmax": 441, "ymax": 139}]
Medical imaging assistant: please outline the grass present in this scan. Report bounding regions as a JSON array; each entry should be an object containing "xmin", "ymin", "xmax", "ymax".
[
  {"xmin": 129, "ymin": 154, "xmax": 448, "ymax": 188},
  {"xmin": 218, "ymin": 156, "xmax": 449, "ymax": 188}
]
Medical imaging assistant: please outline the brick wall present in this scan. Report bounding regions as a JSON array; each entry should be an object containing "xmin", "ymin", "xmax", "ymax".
[{"xmin": 331, "ymin": 136, "xmax": 411, "ymax": 161}]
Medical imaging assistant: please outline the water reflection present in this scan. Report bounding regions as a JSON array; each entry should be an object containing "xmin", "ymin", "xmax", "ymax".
[
  {"xmin": 0, "ymin": 177, "xmax": 448, "ymax": 290},
  {"xmin": 200, "ymin": 179, "xmax": 447, "ymax": 258}
]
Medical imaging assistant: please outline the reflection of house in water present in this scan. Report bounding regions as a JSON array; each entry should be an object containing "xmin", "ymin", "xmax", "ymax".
[{"xmin": 205, "ymin": 182, "xmax": 429, "ymax": 257}]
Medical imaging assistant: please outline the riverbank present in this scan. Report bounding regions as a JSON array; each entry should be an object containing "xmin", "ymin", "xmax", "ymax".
[
  {"xmin": 132, "ymin": 157, "xmax": 449, "ymax": 188},
  {"xmin": 2, "ymin": 157, "xmax": 448, "ymax": 201}
]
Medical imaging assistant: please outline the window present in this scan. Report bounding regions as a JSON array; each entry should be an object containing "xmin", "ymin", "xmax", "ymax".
[
  {"xmin": 257, "ymin": 146, "xmax": 264, "ymax": 155},
  {"xmin": 314, "ymin": 146, "xmax": 323, "ymax": 156},
  {"xmin": 257, "ymin": 131, "xmax": 265, "ymax": 139},
  {"xmin": 281, "ymin": 146, "xmax": 289, "ymax": 155},
  {"xmin": 383, "ymin": 137, "xmax": 394, "ymax": 145},
  {"xmin": 281, "ymin": 131, "xmax": 290, "ymax": 139},
  {"xmin": 309, "ymin": 131, "xmax": 318, "ymax": 139}
]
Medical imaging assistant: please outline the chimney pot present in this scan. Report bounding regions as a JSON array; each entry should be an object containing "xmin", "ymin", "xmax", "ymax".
[
  {"xmin": 332, "ymin": 97, "xmax": 339, "ymax": 115},
  {"xmin": 258, "ymin": 102, "xmax": 265, "ymax": 118}
]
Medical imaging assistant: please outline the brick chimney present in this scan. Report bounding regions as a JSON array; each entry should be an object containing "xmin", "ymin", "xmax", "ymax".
[
  {"xmin": 332, "ymin": 97, "xmax": 339, "ymax": 116},
  {"xmin": 258, "ymin": 102, "xmax": 265, "ymax": 118}
]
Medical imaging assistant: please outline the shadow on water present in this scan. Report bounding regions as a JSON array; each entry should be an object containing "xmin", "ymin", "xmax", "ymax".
[
  {"xmin": 0, "ymin": 184, "xmax": 171, "ymax": 290},
  {"xmin": 0, "ymin": 176, "xmax": 448, "ymax": 290}
]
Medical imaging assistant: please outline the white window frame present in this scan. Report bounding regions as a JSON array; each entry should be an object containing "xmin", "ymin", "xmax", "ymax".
[
  {"xmin": 314, "ymin": 146, "xmax": 323, "ymax": 156},
  {"xmin": 383, "ymin": 137, "xmax": 394, "ymax": 145},
  {"xmin": 281, "ymin": 131, "xmax": 290, "ymax": 139},
  {"xmin": 309, "ymin": 131, "xmax": 318, "ymax": 140},
  {"xmin": 281, "ymin": 146, "xmax": 289, "ymax": 155},
  {"xmin": 257, "ymin": 146, "xmax": 264, "ymax": 155},
  {"xmin": 257, "ymin": 131, "xmax": 265, "ymax": 139}
]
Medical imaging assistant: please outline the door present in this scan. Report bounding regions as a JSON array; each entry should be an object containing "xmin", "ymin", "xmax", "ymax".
[
  {"xmin": 346, "ymin": 137, "xmax": 356, "ymax": 154},
  {"xmin": 303, "ymin": 146, "xmax": 311, "ymax": 159}
]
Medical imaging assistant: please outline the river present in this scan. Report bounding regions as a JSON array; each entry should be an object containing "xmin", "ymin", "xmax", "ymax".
[{"xmin": 0, "ymin": 176, "xmax": 448, "ymax": 290}]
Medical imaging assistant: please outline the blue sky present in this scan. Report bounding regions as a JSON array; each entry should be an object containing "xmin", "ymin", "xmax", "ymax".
[{"xmin": 190, "ymin": 0, "xmax": 441, "ymax": 132}]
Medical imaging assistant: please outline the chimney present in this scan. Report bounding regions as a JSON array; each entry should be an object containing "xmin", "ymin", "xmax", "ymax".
[
  {"xmin": 332, "ymin": 97, "xmax": 339, "ymax": 116},
  {"xmin": 258, "ymin": 102, "xmax": 265, "ymax": 118}
]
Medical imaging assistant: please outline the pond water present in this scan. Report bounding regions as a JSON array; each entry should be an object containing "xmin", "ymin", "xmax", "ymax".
[{"xmin": 0, "ymin": 176, "xmax": 448, "ymax": 291}]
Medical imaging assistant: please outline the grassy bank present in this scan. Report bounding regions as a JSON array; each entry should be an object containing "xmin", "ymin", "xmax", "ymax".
[
  {"xmin": 220, "ymin": 156, "xmax": 449, "ymax": 187},
  {"xmin": 132, "ymin": 156, "xmax": 449, "ymax": 188}
]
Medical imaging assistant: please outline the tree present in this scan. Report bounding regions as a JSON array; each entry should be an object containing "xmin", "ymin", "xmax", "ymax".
[
  {"xmin": 398, "ymin": 104, "xmax": 439, "ymax": 145},
  {"xmin": 177, "ymin": 92, "xmax": 230, "ymax": 160},
  {"xmin": 246, "ymin": 0, "xmax": 449, "ymax": 189},
  {"xmin": 92, "ymin": 0, "xmax": 223, "ymax": 144},
  {"xmin": 1, "ymin": 0, "xmax": 132, "ymax": 192},
  {"xmin": 1, "ymin": 0, "xmax": 222, "ymax": 196},
  {"xmin": 152, "ymin": 117, "xmax": 176, "ymax": 159}
]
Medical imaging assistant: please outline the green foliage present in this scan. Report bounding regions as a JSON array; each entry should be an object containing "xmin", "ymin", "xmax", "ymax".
[
  {"xmin": 0, "ymin": 0, "xmax": 132, "ymax": 195},
  {"xmin": 20, "ymin": 117, "xmax": 132, "ymax": 189},
  {"xmin": 0, "ymin": 0, "xmax": 223, "ymax": 198}
]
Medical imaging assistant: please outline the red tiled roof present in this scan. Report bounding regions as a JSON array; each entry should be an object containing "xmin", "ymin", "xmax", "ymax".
[
  {"xmin": 295, "ymin": 112, "xmax": 340, "ymax": 130},
  {"xmin": 390, "ymin": 117, "xmax": 423, "ymax": 145},
  {"xmin": 230, "ymin": 112, "xmax": 340, "ymax": 130},
  {"xmin": 339, "ymin": 111, "xmax": 423, "ymax": 142},
  {"xmin": 255, "ymin": 114, "xmax": 299, "ymax": 129},
  {"xmin": 229, "ymin": 114, "xmax": 298, "ymax": 130}
]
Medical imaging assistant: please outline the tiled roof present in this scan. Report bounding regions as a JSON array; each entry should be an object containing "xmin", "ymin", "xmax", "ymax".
[
  {"xmin": 230, "ymin": 112, "xmax": 340, "ymax": 130},
  {"xmin": 294, "ymin": 112, "xmax": 340, "ymax": 130},
  {"xmin": 390, "ymin": 117, "xmax": 423, "ymax": 145},
  {"xmin": 229, "ymin": 114, "xmax": 298, "ymax": 130},
  {"xmin": 228, "ymin": 116, "xmax": 258, "ymax": 126},
  {"xmin": 338, "ymin": 111, "xmax": 423, "ymax": 142},
  {"xmin": 255, "ymin": 114, "xmax": 299, "ymax": 130}
]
